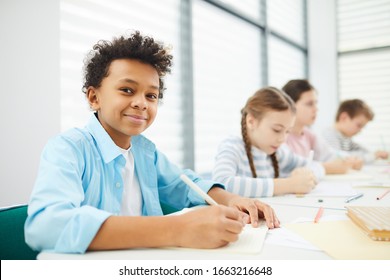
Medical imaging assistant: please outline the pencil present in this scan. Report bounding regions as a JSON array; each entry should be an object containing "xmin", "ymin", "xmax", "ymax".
[
  {"xmin": 376, "ymin": 189, "xmax": 390, "ymax": 200},
  {"xmin": 180, "ymin": 174, "xmax": 218, "ymax": 206},
  {"xmin": 314, "ymin": 206, "xmax": 324, "ymax": 223},
  {"xmin": 307, "ymin": 150, "xmax": 314, "ymax": 166}
]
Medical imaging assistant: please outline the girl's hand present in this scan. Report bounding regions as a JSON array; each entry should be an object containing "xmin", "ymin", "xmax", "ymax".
[
  {"xmin": 289, "ymin": 167, "xmax": 317, "ymax": 193},
  {"xmin": 227, "ymin": 197, "xmax": 280, "ymax": 229}
]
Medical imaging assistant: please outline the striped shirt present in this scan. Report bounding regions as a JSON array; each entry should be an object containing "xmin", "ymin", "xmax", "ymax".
[
  {"xmin": 212, "ymin": 135, "xmax": 325, "ymax": 197},
  {"xmin": 322, "ymin": 126, "xmax": 375, "ymax": 163}
]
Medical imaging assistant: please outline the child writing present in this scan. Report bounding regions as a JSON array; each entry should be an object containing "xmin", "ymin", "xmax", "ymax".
[
  {"xmin": 24, "ymin": 31, "xmax": 279, "ymax": 254},
  {"xmin": 322, "ymin": 98, "xmax": 388, "ymax": 163},
  {"xmin": 282, "ymin": 79, "xmax": 360, "ymax": 173},
  {"xmin": 212, "ymin": 87, "xmax": 325, "ymax": 197}
]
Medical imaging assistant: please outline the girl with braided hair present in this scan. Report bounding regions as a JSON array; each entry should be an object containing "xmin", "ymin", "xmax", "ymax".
[{"xmin": 212, "ymin": 87, "xmax": 325, "ymax": 197}]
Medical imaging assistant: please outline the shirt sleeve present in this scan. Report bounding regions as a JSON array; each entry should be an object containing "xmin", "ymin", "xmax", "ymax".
[
  {"xmin": 24, "ymin": 136, "xmax": 112, "ymax": 253},
  {"xmin": 212, "ymin": 138, "xmax": 274, "ymax": 198},
  {"xmin": 154, "ymin": 149, "xmax": 224, "ymax": 209}
]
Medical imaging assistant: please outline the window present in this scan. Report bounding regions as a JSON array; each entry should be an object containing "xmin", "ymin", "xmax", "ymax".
[
  {"xmin": 192, "ymin": 0, "xmax": 262, "ymax": 173},
  {"xmin": 337, "ymin": 0, "xmax": 390, "ymax": 152}
]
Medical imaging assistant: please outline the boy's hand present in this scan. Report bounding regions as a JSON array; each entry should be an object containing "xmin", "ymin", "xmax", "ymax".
[
  {"xmin": 345, "ymin": 156, "xmax": 363, "ymax": 170},
  {"xmin": 375, "ymin": 150, "xmax": 389, "ymax": 160},
  {"xmin": 175, "ymin": 205, "xmax": 245, "ymax": 249},
  {"xmin": 227, "ymin": 197, "xmax": 280, "ymax": 229}
]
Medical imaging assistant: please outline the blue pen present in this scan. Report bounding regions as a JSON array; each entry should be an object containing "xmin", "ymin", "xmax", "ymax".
[{"xmin": 345, "ymin": 193, "xmax": 364, "ymax": 203}]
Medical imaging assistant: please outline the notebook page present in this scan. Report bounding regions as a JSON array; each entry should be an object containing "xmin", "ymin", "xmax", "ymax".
[
  {"xmin": 166, "ymin": 207, "xmax": 268, "ymax": 254},
  {"xmin": 163, "ymin": 223, "xmax": 268, "ymax": 254}
]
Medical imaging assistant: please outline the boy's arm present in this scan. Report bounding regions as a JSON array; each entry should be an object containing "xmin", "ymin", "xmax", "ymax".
[
  {"xmin": 89, "ymin": 206, "xmax": 246, "ymax": 250},
  {"xmin": 88, "ymin": 215, "xmax": 178, "ymax": 250}
]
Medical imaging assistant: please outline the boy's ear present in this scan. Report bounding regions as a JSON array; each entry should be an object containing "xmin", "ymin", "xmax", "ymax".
[
  {"xmin": 86, "ymin": 86, "xmax": 100, "ymax": 110},
  {"xmin": 339, "ymin": 112, "xmax": 350, "ymax": 122}
]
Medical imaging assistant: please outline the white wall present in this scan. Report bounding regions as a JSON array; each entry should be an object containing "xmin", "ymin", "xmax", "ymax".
[
  {"xmin": 307, "ymin": 0, "xmax": 338, "ymax": 133},
  {"xmin": 0, "ymin": 0, "xmax": 60, "ymax": 206}
]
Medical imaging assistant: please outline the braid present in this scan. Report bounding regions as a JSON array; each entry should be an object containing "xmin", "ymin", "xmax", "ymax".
[
  {"xmin": 241, "ymin": 111, "xmax": 257, "ymax": 178},
  {"xmin": 270, "ymin": 153, "xmax": 279, "ymax": 178}
]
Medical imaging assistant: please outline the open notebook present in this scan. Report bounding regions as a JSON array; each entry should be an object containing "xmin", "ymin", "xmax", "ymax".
[{"xmin": 166, "ymin": 207, "xmax": 268, "ymax": 254}]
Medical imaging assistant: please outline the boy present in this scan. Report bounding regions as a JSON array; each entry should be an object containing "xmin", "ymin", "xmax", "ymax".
[
  {"xmin": 25, "ymin": 31, "xmax": 279, "ymax": 254},
  {"xmin": 322, "ymin": 99, "xmax": 388, "ymax": 163}
]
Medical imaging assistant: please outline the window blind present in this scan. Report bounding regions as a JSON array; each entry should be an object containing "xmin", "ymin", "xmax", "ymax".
[
  {"xmin": 268, "ymin": 0, "xmax": 306, "ymax": 46},
  {"xmin": 192, "ymin": 0, "xmax": 262, "ymax": 174},
  {"xmin": 268, "ymin": 35, "xmax": 306, "ymax": 88},
  {"xmin": 267, "ymin": 0, "xmax": 307, "ymax": 88},
  {"xmin": 337, "ymin": 0, "xmax": 390, "ymax": 152}
]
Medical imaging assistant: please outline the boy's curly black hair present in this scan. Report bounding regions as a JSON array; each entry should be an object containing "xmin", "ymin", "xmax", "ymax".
[{"xmin": 82, "ymin": 31, "xmax": 173, "ymax": 99}]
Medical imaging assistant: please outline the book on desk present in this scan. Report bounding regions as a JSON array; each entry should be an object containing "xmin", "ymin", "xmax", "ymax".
[{"xmin": 346, "ymin": 206, "xmax": 390, "ymax": 241}]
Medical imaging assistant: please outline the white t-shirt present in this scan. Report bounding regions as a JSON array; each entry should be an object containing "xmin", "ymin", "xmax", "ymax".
[{"xmin": 118, "ymin": 145, "xmax": 142, "ymax": 216}]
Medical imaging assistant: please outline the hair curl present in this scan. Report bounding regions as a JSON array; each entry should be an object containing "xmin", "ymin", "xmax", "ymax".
[{"xmin": 82, "ymin": 31, "xmax": 173, "ymax": 99}]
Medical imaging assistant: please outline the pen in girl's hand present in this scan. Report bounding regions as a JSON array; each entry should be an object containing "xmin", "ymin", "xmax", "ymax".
[{"xmin": 307, "ymin": 150, "xmax": 314, "ymax": 166}]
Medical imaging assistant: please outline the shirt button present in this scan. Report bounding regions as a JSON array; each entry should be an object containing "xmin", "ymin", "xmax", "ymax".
[{"xmin": 115, "ymin": 182, "xmax": 121, "ymax": 188}]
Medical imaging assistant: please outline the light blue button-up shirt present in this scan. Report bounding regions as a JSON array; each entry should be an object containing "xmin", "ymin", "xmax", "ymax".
[{"xmin": 25, "ymin": 114, "xmax": 223, "ymax": 253}]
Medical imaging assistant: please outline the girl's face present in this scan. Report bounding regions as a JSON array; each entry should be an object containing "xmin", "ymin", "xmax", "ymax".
[
  {"xmin": 247, "ymin": 110, "xmax": 296, "ymax": 155},
  {"xmin": 294, "ymin": 89, "xmax": 318, "ymax": 127},
  {"xmin": 87, "ymin": 59, "xmax": 160, "ymax": 149}
]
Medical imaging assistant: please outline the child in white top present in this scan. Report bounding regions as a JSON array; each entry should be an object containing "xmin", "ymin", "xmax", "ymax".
[{"xmin": 212, "ymin": 87, "xmax": 325, "ymax": 197}]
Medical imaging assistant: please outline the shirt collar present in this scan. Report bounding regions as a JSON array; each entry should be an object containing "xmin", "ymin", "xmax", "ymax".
[{"xmin": 86, "ymin": 113, "xmax": 123, "ymax": 164}]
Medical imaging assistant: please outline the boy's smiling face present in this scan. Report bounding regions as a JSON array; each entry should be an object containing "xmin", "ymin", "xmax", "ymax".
[{"xmin": 87, "ymin": 58, "xmax": 160, "ymax": 149}]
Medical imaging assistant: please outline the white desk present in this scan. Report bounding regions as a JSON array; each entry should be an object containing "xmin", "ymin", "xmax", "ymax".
[{"xmin": 38, "ymin": 166, "xmax": 390, "ymax": 260}]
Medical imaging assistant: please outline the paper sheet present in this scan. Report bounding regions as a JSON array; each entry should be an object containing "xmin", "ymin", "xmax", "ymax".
[
  {"xmin": 164, "ymin": 223, "xmax": 268, "ymax": 254},
  {"xmin": 307, "ymin": 181, "xmax": 358, "ymax": 197},
  {"xmin": 265, "ymin": 227, "xmax": 320, "ymax": 251},
  {"xmin": 284, "ymin": 220, "xmax": 390, "ymax": 259},
  {"xmin": 167, "ymin": 207, "xmax": 268, "ymax": 254},
  {"xmin": 323, "ymin": 170, "xmax": 374, "ymax": 181}
]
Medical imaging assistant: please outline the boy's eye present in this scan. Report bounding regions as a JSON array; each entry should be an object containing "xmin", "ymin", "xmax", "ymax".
[
  {"xmin": 120, "ymin": 88, "xmax": 133, "ymax": 94},
  {"xmin": 147, "ymin": 93, "xmax": 158, "ymax": 100},
  {"xmin": 273, "ymin": 129, "xmax": 282, "ymax": 133}
]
